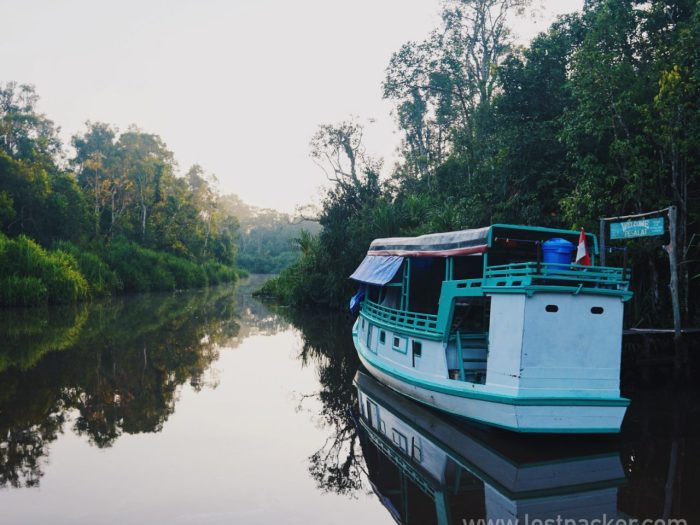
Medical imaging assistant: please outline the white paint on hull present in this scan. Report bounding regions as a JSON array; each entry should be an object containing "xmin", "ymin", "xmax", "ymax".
[{"xmin": 357, "ymin": 344, "xmax": 627, "ymax": 433}]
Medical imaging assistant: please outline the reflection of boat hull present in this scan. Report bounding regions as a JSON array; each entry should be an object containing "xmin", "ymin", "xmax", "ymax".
[
  {"xmin": 355, "ymin": 370, "xmax": 626, "ymax": 524},
  {"xmin": 354, "ymin": 324, "xmax": 628, "ymax": 434}
]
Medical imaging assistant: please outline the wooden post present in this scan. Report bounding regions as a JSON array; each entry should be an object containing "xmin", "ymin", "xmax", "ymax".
[
  {"xmin": 666, "ymin": 206, "xmax": 687, "ymax": 379},
  {"xmin": 667, "ymin": 206, "xmax": 682, "ymax": 341},
  {"xmin": 599, "ymin": 219, "xmax": 606, "ymax": 266}
]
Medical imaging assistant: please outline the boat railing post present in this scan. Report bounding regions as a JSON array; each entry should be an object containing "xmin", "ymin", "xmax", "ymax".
[
  {"xmin": 536, "ymin": 241, "xmax": 542, "ymax": 275},
  {"xmin": 456, "ymin": 331, "xmax": 465, "ymax": 381},
  {"xmin": 599, "ymin": 218, "xmax": 606, "ymax": 267}
]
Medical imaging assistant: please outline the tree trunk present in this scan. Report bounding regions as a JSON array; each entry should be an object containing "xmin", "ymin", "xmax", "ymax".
[{"xmin": 141, "ymin": 203, "xmax": 147, "ymax": 241}]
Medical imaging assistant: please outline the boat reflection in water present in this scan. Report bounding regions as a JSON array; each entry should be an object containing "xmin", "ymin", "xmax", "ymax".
[{"xmin": 354, "ymin": 371, "xmax": 626, "ymax": 525}]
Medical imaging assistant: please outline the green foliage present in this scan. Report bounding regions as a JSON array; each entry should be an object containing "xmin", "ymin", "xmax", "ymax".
[
  {"xmin": 104, "ymin": 240, "xmax": 190, "ymax": 293},
  {"xmin": 102, "ymin": 239, "xmax": 237, "ymax": 293},
  {"xmin": 203, "ymin": 260, "xmax": 238, "ymax": 285},
  {"xmin": 0, "ymin": 233, "xmax": 89, "ymax": 305},
  {"xmin": 53, "ymin": 241, "xmax": 122, "ymax": 296},
  {"xmin": 0, "ymin": 276, "xmax": 47, "ymax": 306}
]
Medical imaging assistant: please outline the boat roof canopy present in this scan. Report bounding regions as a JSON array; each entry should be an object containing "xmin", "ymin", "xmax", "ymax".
[
  {"xmin": 367, "ymin": 226, "xmax": 490, "ymax": 257},
  {"xmin": 350, "ymin": 224, "xmax": 599, "ymax": 283},
  {"xmin": 364, "ymin": 224, "xmax": 598, "ymax": 258}
]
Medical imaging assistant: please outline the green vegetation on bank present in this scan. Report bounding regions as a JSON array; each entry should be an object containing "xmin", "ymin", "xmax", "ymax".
[
  {"xmin": 262, "ymin": 0, "xmax": 700, "ymax": 328},
  {"xmin": 0, "ymin": 82, "xmax": 239, "ymax": 306}
]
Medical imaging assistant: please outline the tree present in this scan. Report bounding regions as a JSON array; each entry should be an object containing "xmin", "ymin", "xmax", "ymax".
[
  {"xmin": 0, "ymin": 82, "xmax": 62, "ymax": 168},
  {"xmin": 72, "ymin": 122, "xmax": 119, "ymax": 236},
  {"xmin": 383, "ymin": 0, "xmax": 531, "ymax": 181}
]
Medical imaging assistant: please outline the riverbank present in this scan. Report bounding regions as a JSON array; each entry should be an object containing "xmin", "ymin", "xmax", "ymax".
[{"xmin": 0, "ymin": 232, "xmax": 238, "ymax": 307}]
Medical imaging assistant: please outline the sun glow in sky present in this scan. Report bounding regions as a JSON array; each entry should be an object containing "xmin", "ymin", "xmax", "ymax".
[{"xmin": 2, "ymin": 0, "xmax": 582, "ymax": 213}]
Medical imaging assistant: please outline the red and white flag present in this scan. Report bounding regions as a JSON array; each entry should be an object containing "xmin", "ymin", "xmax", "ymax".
[{"xmin": 575, "ymin": 228, "xmax": 591, "ymax": 266}]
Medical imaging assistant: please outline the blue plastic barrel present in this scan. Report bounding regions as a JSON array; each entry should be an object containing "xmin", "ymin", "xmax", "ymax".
[{"xmin": 542, "ymin": 238, "xmax": 575, "ymax": 265}]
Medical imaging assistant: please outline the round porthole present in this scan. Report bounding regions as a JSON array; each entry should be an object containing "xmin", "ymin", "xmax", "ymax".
[
  {"xmin": 545, "ymin": 305, "xmax": 558, "ymax": 313},
  {"xmin": 591, "ymin": 307, "xmax": 604, "ymax": 314}
]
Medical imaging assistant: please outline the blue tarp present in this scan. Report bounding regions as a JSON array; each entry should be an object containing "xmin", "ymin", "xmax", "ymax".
[
  {"xmin": 349, "ymin": 255, "xmax": 404, "ymax": 285},
  {"xmin": 349, "ymin": 286, "xmax": 365, "ymax": 314}
]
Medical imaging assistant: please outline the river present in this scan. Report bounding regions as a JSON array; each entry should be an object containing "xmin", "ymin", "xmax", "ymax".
[{"xmin": 0, "ymin": 275, "xmax": 697, "ymax": 524}]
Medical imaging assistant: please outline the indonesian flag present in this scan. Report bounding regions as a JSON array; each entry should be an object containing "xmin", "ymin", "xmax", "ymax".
[{"xmin": 575, "ymin": 228, "xmax": 591, "ymax": 266}]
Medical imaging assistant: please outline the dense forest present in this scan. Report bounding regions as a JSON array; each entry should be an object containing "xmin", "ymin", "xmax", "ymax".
[
  {"xmin": 224, "ymin": 194, "xmax": 320, "ymax": 274},
  {"xmin": 0, "ymin": 82, "xmax": 241, "ymax": 305},
  {"xmin": 262, "ymin": 0, "xmax": 699, "ymax": 328}
]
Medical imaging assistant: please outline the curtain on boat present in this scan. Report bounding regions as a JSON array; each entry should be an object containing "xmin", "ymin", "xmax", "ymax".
[{"xmin": 349, "ymin": 255, "xmax": 404, "ymax": 285}]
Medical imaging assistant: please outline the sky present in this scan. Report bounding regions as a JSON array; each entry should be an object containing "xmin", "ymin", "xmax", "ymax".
[{"xmin": 1, "ymin": 0, "xmax": 582, "ymax": 213}]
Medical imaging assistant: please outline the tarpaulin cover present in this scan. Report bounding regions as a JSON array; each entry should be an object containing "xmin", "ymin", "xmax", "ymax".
[
  {"xmin": 349, "ymin": 255, "xmax": 404, "ymax": 285},
  {"xmin": 367, "ymin": 226, "xmax": 490, "ymax": 257},
  {"xmin": 349, "ymin": 286, "xmax": 365, "ymax": 314}
]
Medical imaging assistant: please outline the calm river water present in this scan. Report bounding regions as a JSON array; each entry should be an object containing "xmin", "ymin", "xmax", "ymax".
[{"xmin": 0, "ymin": 275, "xmax": 697, "ymax": 524}]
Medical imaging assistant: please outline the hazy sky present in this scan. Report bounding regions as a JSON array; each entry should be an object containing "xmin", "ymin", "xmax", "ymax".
[{"xmin": 2, "ymin": 0, "xmax": 582, "ymax": 213}]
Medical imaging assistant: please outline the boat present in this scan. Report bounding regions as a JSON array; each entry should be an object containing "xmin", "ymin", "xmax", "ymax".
[
  {"xmin": 350, "ymin": 224, "xmax": 633, "ymax": 433},
  {"xmin": 354, "ymin": 370, "xmax": 626, "ymax": 524}
]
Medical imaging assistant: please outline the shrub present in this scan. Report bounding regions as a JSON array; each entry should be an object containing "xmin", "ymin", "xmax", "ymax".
[
  {"xmin": 54, "ymin": 241, "xmax": 122, "ymax": 296},
  {"xmin": 0, "ymin": 276, "xmax": 47, "ymax": 306},
  {"xmin": 105, "ymin": 240, "xmax": 169, "ymax": 292},
  {"xmin": 105, "ymin": 239, "xmax": 235, "ymax": 293},
  {"xmin": 204, "ymin": 261, "xmax": 237, "ymax": 285},
  {"xmin": 163, "ymin": 253, "xmax": 207, "ymax": 289},
  {"xmin": 0, "ymin": 234, "xmax": 88, "ymax": 305}
]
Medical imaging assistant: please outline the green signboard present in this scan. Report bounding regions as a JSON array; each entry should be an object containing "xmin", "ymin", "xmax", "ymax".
[{"xmin": 610, "ymin": 217, "xmax": 665, "ymax": 239}]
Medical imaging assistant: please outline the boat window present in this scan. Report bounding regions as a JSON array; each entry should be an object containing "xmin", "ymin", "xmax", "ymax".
[
  {"xmin": 591, "ymin": 306, "xmax": 604, "ymax": 314},
  {"xmin": 452, "ymin": 254, "xmax": 484, "ymax": 280},
  {"xmin": 379, "ymin": 331, "xmax": 386, "ymax": 344},
  {"xmin": 392, "ymin": 429, "xmax": 409, "ymax": 454},
  {"xmin": 411, "ymin": 340, "xmax": 422, "ymax": 367},
  {"xmin": 392, "ymin": 336, "xmax": 407, "ymax": 354},
  {"xmin": 411, "ymin": 438, "xmax": 423, "ymax": 462},
  {"xmin": 545, "ymin": 304, "xmax": 559, "ymax": 313},
  {"xmin": 408, "ymin": 257, "xmax": 443, "ymax": 314},
  {"xmin": 412, "ymin": 340, "xmax": 422, "ymax": 357}
]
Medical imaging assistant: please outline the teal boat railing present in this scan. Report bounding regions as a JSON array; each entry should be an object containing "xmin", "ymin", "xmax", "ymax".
[
  {"xmin": 483, "ymin": 262, "xmax": 629, "ymax": 289},
  {"xmin": 362, "ymin": 300, "xmax": 441, "ymax": 338}
]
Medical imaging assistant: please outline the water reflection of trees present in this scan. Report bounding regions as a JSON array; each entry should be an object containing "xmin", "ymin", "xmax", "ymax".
[
  {"xmin": 0, "ymin": 285, "xmax": 241, "ymax": 488},
  {"xmin": 275, "ymin": 308, "xmax": 364, "ymax": 496}
]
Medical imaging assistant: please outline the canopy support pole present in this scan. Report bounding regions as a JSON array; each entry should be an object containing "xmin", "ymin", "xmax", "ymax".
[{"xmin": 400, "ymin": 259, "xmax": 410, "ymax": 311}]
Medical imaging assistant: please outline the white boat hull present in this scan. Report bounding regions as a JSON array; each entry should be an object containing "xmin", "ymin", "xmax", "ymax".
[{"xmin": 354, "ymin": 328, "xmax": 628, "ymax": 434}]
